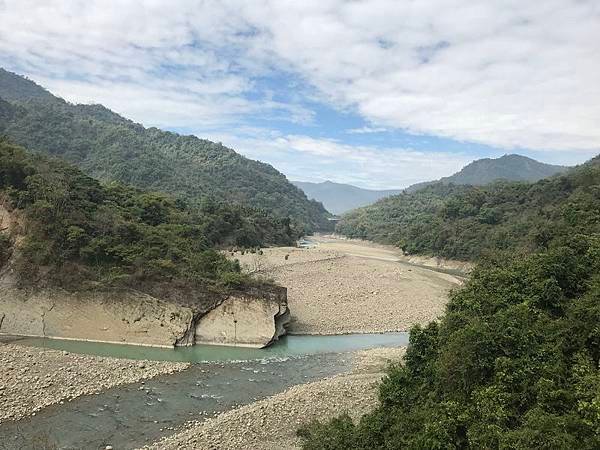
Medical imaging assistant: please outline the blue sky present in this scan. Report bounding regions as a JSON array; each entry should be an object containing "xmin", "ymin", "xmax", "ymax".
[{"xmin": 1, "ymin": 0, "xmax": 599, "ymax": 189}]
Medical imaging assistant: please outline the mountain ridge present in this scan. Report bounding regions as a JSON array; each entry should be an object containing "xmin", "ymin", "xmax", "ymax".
[
  {"xmin": 292, "ymin": 180, "xmax": 403, "ymax": 215},
  {"xmin": 406, "ymin": 153, "xmax": 568, "ymax": 192},
  {"xmin": 337, "ymin": 155, "xmax": 597, "ymax": 260},
  {"xmin": 0, "ymin": 68, "xmax": 331, "ymax": 233}
]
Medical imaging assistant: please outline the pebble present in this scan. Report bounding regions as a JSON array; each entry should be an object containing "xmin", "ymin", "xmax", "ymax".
[
  {"xmin": 0, "ymin": 343, "xmax": 189, "ymax": 423},
  {"xmin": 144, "ymin": 347, "xmax": 406, "ymax": 450}
]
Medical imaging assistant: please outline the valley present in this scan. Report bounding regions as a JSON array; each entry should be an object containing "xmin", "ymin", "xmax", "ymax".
[
  {"xmin": 1, "ymin": 7, "xmax": 599, "ymax": 446},
  {"xmin": 0, "ymin": 235, "xmax": 452, "ymax": 449}
]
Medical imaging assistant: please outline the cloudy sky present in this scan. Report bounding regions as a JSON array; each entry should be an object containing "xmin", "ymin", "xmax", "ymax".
[{"xmin": 1, "ymin": 0, "xmax": 599, "ymax": 189}]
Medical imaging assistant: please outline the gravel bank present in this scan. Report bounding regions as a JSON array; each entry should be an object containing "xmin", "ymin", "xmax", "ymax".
[
  {"xmin": 144, "ymin": 347, "xmax": 406, "ymax": 450},
  {"xmin": 233, "ymin": 238, "xmax": 462, "ymax": 335},
  {"xmin": 0, "ymin": 342, "xmax": 189, "ymax": 423}
]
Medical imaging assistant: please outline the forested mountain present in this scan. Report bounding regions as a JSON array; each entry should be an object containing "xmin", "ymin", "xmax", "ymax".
[
  {"xmin": 337, "ymin": 156, "xmax": 600, "ymax": 260},
  {"xmin": 292, "ymin": 180, "xmax": 402, "ymax": 215},
  {"xmin": 406, "ymin": 154, "xmax": 568, "ymax": 192},
  {"xmin": 0, "ymin": 69, "xmax": 330, "ymax": 233},
  {"xmin": 301, "ymin": 230, "xmax": 600, "ymax": 449},
  {"xmin": 0, "ymin": 139, "xmax": 278, "ymax": 291},
  {"xmin": 302, "ymin": 160, "xmax": 600, "ymax": 450}
]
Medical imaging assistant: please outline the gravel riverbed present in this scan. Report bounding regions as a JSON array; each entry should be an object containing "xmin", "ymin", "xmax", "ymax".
[
  {"xmin": 144, "ymin": 347, "xmax": 406, "ymax": 450},
  {"xmin": 0, "ymin": 342, "xmax": 189, "ymax": 423},
  {"xmin": 232, "ymin": 236, "xmax": 463, "ymax": 335}
]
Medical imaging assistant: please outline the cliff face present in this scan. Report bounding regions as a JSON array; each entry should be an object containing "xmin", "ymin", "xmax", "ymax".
[
  {"xmin": 0, "ymin": 277, "xmax": 194, "ymax": 347},
  {"xmin": 0, "ymin": 203, "xmax": 290, "ymax": 348},
  {"xmin": 0, "ymin": 277, "xmax": 289, "ymax": 348},
  {"xmin": 193, "ymin": 286, "xmax": 290, "ymax": 348}
]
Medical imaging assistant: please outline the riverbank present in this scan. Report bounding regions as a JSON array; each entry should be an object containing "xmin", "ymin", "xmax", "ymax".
[
  {"xmin": 232, "ymin": 236, "xmax": 463, "ymax": 335},
  {"xmin": 0, "ymin": 342, "xmax": 189, "ymax": 423},
  {"xmin": 144, "ymin": 346, "xmax": 406, "ymax": 450}
]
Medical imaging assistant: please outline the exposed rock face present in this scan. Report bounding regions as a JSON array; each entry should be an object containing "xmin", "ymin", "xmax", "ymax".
[
  {"xmin": 0, "ymin": 281, "xmax": 289, "ymax": 348},
  {"xmin": 0, "ymin": 202, "xmax": 290, "ymax": 348},
  {"xmin": 194, "ymin": 286, "xmax": 289, "ymax": 348},
  {"xmin": 0, "ymin": 281, "xmax": 194, "ymax": 347}
]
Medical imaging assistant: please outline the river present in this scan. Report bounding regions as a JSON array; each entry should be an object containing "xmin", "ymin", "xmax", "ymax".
[{"xmin": 0, "ymin": 332, "xmax": 408, "ymax": 449}]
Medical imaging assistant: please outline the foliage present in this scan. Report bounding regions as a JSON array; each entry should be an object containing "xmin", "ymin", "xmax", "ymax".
[
  {"xmin": 405, "ymin": 154, "xmax": 567, "ymax": 193},
  {"xmin": 302, "ymin": 156, "xmax": 600, "ymax": 449},
  {"xmin": 0, "ymin": 232, "xmax": 11, "ymax": 266},
  {"xmin": 0, "ymin": 140, "xmax": 273, "ymax": 291},
  {"xmin": 299, "ymin": 236, "xmax": 600, "ymax": 448},
  {"xmin": 337, "ymin": 157, "xmax": 600, "ymax": 260},
  {"xmin": 0, "ymin": 68, "xmax": 331, "ymax": 233}
]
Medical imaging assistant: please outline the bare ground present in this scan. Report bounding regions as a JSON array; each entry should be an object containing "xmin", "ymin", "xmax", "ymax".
[
  {"xmin": 144, "ymin": 347, "xmax": 406, "ymax": 450},
  {"xmin": 0, "ymin": 342, "xmax": 189, "ymax": 423},
  {"xmin": 232, "ymin": 235, "xmax": 463, "ymax": 334}
]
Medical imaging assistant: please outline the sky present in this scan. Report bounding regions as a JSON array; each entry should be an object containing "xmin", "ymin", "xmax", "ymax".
[{"xmin": 1, "ymin": 0, "xmax": 599, "ymax": 189}]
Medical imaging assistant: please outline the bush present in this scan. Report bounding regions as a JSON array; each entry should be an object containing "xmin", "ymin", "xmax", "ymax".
[
  {"xmin": 0, "ymin": 232, "xmax": 11, "ymax": 266},
  {"xmin": 299, "ymin": 237, "xmax": 600, "ymax": 449}
]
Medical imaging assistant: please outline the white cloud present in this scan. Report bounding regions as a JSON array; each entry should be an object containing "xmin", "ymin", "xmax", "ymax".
[
  {"xmin": 1, "ymin": 0, "xmax": 599, "ymax": 154},
  {"xmin": 236, "ymin": 0, "xmax": 600, "ymax": 151},
  {"xmin": 347, "ymin": 127, "xmax": 387, "ymax": 134},
  {"xmin": 201, "ymin": 129, "xmax": 472, "ymax": 189}
]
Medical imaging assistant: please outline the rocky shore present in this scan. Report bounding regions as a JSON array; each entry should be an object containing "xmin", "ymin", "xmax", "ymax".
[
  {"xmin": 144, "ymin": 347, "xmax": 406, "ymax": 450},
  {"xmin": 0, "ymin": 342, "xmax": 189, "ymax": 423}
]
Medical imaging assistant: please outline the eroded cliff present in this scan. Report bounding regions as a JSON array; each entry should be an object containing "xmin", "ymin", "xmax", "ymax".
[
  {"xmin": 0, "ymin": 203, "xmax": 290, "ymax": 348},
  {"xmin": 0, "ymin": 275, "xmax": 289, "ymax": 348}
]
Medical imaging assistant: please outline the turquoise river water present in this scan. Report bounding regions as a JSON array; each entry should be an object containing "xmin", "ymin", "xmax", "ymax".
[{"xmin": 0, "ymin": 332, "xmax": 408, "ymax": 449}]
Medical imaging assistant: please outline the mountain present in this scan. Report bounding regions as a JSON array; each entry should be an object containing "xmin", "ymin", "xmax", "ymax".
[
  {"xmin": 301, "ymin": 157, "xmax": 600, "ymax": 449},
  {"xmin": 0, "ymin": 139, "xmax": 250, "ymax": 289},
  {"xmin": 337, "ymin": 155, "xmax": 599, "ymax": 260},
  {"xmin": 0, "ymin": 68, "xmax": 330, "ymax": 233},
  {"xmin": 406, "ymin": 154, "xmax": 568, "ymax": 192},
  {"xmin": 301, "ymin": 188, "xmax": 600, "ymax": 449},
  {"xmin": 292, "ymin": 180, "xmax": 403, "ymax": 215}
]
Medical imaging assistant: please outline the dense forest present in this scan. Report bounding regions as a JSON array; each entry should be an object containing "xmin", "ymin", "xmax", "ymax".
[
  {"xmin": 300, "ymin": 236, "xmax": 600, "ymax": 448},
  {"xmin": 0, "ymin": 139, "xmax": 286, "ymax": 291},
  {"xmin": 337, "ymin": 157, "xmax": 599, "ymax": 260},
  {"xmin": 301, "ymin": 157, "xmax": 600, "ymax": 448},
  {"xmin": 0, "ymin": 68, "xmax": 331, "ymax": 233}
]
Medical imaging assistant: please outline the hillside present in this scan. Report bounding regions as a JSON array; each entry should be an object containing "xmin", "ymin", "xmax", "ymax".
[
  {"xmin": 0, "ymin": 139, "xmax": 270, "ymax": 290},
  {"xmin": 406, "ymin": 154, "xmax": 568, "ymax": 192},
  {"xmin": 337, "ymin": 155, "xmax": 600, "ymax": 260},
  {"xmin": 292, "ymin": 180, "xmax": 402, "ymax": 215},
  {"xmin": 301, "ymin": 161, "xmax": 600, "ymax": 450},
  {"xmin": 0, "ymin": 68, "xmax": 330, "ymax": 233},
  {"xmin": 302, "ymin": 214, "xmax": 600, "ymax": 449}
]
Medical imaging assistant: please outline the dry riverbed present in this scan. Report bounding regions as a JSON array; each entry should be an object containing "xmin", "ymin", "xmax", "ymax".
[
  {"xmin": 0, "ymin": 342, "xmax": 189, "ymax": 423},
  {"xmin": 232, "ymin": 235, "xmax": 464, "ymax": 334},
  {"xmin": 144, "ymin": 346, "xmax": 406, "ymax": 450}
]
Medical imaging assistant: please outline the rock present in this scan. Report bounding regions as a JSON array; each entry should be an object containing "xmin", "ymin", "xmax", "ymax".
[{"xmin": 0, "ymin": 343, "xmax": 189, "ymax": 423}]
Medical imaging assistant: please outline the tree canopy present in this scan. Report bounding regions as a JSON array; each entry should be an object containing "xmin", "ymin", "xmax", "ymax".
[
  {"xmin": 337, "ymin": 157, "xmax": 600, "ymax": 261},
  {"xmin": 300, "ymin": 235, "xmax": 600, "ymax": 449},
  {"xmin": 0, "ymin": 139, "xmax": 284, "ymax": 292},
  {"xmin": 301, "ymin": 156, "xmax": 600, "ymax": 449},
  {"xmin": 0, "ymin": 68, "xmax": 331, "ymax": 234}
]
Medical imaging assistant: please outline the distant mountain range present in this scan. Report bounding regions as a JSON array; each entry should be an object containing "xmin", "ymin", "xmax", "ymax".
[
  {"xmin": 406, "ymin": 154, "xmax": 568, "ymax": 192},
  {"xmin": 0, "ymin": 68, "xmax": 330, "ymax": 233},
  {"xmin": 294, "ymin": 155, "xmax": 569, "ymax": 215},
  {"xmin": 292, "ymin": 180, "xmax": 403, "ymax": 215}
]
